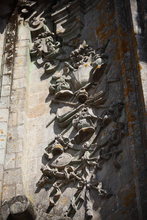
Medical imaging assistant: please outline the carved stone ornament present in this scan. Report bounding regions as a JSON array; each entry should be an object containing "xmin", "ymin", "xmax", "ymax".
[{"xmin": 18, "ymin": 1, "xmax": 126, "ymax": 219}]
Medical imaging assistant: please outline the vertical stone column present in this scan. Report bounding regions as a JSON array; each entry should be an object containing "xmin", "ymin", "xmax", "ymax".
[
  {"xmin": 0, "ymin": 11, "xmax": 18, "ymax": 204},
  {"xmin": 0, "ymin": 22, "xmax": 6, "ymax": 204},
  {"xmin": 2, "ymin": 18, "xmax": 30, "ymax": 202}
]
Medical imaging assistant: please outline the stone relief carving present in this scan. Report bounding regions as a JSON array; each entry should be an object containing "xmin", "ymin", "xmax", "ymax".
[
  {"xmin": 30, "ymin": 31, "xmax": 61, "ymax": 75},
  {"xmin": 18, "ymin": 1, "xmax": 126, "ymax": 219}
]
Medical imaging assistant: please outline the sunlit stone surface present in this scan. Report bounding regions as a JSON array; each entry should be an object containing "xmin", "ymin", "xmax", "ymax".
[{"xmin": 0, "ymin": 1, "xmax": 147, "ymax": 219}]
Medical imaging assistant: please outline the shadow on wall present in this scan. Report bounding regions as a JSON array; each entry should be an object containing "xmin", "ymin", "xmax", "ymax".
[
  {"xmin": 135, "ymin": 0, "xmax": 147, "ymax": 62},
  {"xmin": 0, "ymin": 0, "xmax": 18, "ymax": 33}
]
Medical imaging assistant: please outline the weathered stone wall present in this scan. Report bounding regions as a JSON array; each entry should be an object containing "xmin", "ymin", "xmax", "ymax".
[
  {"xmin": 0, "ymin": 0, "xmax": 146, "ymax": 219},
  {"xmin": 130, "ymin": 1, "xmax": 147, "ymax": 218},
  {"xmin": 130, "ymin": 0, "xmax": 147, "ymax": 130},
  {"xmin": 0, "ymin": 9, "xmax": 18, "ymax": 205},
  {"xmin": 0, "ymin": 30, "xmax": 7, "ymax": 204}
]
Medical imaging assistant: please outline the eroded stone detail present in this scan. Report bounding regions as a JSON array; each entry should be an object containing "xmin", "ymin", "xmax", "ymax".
[
  {"xmin": 0, "ymin": 195, "xmax": 36, "ymax": 220},
  {"xmin": 30, "ymin": 31, "xmax": 61, "ymax": 74},
  {"xmin": 18, "ymin": 1, "xmax": 126, "ymax": 219},
  {"xmin": 0, "ymin": 195, "xmax": 71, "ymax": 220}
]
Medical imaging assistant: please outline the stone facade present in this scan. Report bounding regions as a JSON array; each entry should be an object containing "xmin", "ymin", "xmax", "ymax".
[{"xmin": 0, "ymin": 0, "xmax": 147, "ymax": 220}]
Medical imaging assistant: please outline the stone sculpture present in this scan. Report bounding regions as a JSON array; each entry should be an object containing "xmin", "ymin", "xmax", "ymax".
[{"xmin": 17, "ymin": 0, "xmax": 126, "ymax": 219}]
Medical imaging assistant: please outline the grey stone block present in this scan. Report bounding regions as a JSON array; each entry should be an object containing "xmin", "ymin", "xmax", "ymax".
[
  {"xmin": 0, "ymin": 148, "xmax": 5, "ymax": 164},
  {"xmin": 2, "ymin": 184, "xmax": 16, "ymax": 201},
  {"xmin": 3, "ymin": 168, "xmax": 22, "ymax": 185},
  {"xmin": 4, "ymin": 153, "xmax": 15, "ymax": 170},
  {"xmin": 0, "ymin": 122, "xmax": 7, "ymax": 136},
  {"xmin": 0, "ymin": 134, "xmax": 6, "ymax": 149},
  {"xmin": 0, "ymin": 165, "xmax": 4, "ymax": 181},
  {"xmin": 15, "ymin": 46, "xmax": 29, "ymax": 56},
  {"xmin": 14, "ymin": 56, "xmax": 27, "ymax": 67},
  {"xmin": 1, "ymin": 85, "xmax": 11, "ymax": 97},
  {"xmin": 16, "ymin": 39, "xmax": 30, "ymax": 48},
  {"xmin": 0, "ymin": 109, "xmax": 9, "ymax": 122},
  {"xmin": 15, "ymin": 152, "xmax": 22, "ymax": 168},
  {"xmin": 2, "ymin": 75, "xmax": 11, "ymax": 86},
  {"xmin": 0, "ymin": 96, "xmax": 10, "ymax": 109},
  {"xmin": 16, "ymin": 183, "xmax": 24, "ymax": 196},
  {"xmin": 13, "ymin": 67, "xmax": 26, "ymax": 79},
  {"xmin": 13, "ymin": 78, "xmax": 26, "ymax": 89}
]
